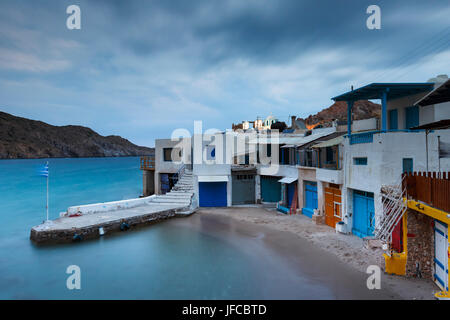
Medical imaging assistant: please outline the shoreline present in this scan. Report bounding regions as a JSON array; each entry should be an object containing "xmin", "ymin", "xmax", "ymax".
[
  {"xmin": 195, "ymin": 206, "xmax": 439, "ymax": 300},
  {"xmin": 0, "ymin": 154, "xmax": 154, "ymax": 161}
]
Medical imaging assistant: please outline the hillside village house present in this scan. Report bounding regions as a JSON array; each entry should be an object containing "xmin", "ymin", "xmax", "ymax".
[
  {"xmin": 331, "ymin": 76, "xmax": 450, "ymax": 240},
  {"xmin": 146, "ymin": 74, "xmax": 450, "ymax": 295}
]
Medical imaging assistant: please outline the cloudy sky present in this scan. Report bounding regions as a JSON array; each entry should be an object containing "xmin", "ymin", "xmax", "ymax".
[{"xmin": 0, "ymin": 0, "xmax": 449, "ymax": 147}]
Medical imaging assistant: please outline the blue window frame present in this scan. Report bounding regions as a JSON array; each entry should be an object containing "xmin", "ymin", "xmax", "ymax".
[
  {"xmin": 353, "ymin": 157, "xmax": 368, "ymax": 165},
  {"xmin": 388, "ymin": 109, "xmax": 398, "ymax": 130},
  {"xmin": 405, "ymin": 106, "xmax": 419, "ymax": 129}
]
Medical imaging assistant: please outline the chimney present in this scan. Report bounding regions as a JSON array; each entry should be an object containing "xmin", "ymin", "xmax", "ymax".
[{"xmin": 291, "ymin": 115, "xmax": 296, "ymax": 128}]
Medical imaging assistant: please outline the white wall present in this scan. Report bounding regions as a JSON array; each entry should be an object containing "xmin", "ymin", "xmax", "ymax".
[
  {"xmin": 352, "ymin": 118, "xmax": 378, "ymax": 132},
  {"xmin": 435, "ymin": 101, "xmax": 450, "ymax": 122},
  {"xmin": 155, "ymin": 138, "xmax": 188, "ymax": 194}
]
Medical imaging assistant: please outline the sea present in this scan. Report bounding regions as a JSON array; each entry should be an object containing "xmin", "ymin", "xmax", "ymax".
[{"xmin": 0, "ymin": 157, "xmax": 397, "ymax": 299}]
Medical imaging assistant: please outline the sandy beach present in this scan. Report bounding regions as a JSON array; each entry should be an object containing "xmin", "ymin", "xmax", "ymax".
[{"xmin": 188, "ymin": 206, "xmax": 439, "ymax": 300}]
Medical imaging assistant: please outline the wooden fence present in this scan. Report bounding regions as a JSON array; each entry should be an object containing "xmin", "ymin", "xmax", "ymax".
[{"xmin": 403, "ymin": 171, "xmax": 450, "ymax": 213}]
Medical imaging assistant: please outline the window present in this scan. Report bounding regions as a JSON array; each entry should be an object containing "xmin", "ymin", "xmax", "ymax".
[
  {"xmin": 325, "ymin": 147, "xmax": 334, "ymax": 163},
  {"xmin": 353, "ymin": 157, "xmax": 368, "ymax": 165},
  {"xmin": 236, "ymin": 174, "xmax": 253, "ymax": 180},
  {"xmin": 388, "ymin": 109, "xmax": 398, "ymax": 130},
  {"xmin": 402, "ymin": 158, "xmax": 413, "ymax": 173},
  {"xmin": 163, "ymin": 148, "xmax": 181, "ymax": 162}
]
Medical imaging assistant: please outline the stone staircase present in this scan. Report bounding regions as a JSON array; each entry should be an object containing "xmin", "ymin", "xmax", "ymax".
[{"xmin": 149, "ymin": 169, "xmax": 197, "ymax": 215}]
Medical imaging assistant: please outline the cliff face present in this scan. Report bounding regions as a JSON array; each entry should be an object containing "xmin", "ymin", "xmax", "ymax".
[
  {"xmin": 0, "ymin": 111, "xmax": 154, "ymax": 159},
  {"xmin": 301, "ymin": 100, "xmax": 381, "ymax": 128}
]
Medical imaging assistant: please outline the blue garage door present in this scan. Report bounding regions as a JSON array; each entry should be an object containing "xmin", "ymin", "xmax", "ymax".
[
  {"xmin": 302, "ymin": 181, "xmax": 318, "ymax": 218},
  {"xmin": 352, "ymin": 190, "xmax": 375, "ymax": 238},
  {"xmin": 199, "ymin": 182, "xmax": 227, "ymax": 207}
]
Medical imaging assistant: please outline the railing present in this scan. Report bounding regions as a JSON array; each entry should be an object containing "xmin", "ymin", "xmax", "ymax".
[
  {"xmin": 403, "ymin": 171, "xmax": 450, "ymax": 213},
  {"xmin": 348, "ymin": 129, "xmax": 427, "ymax": 145},
  {"xmin": 349, "ymin": 132, "xmax": 374, "ymax": 145},
  {"xmin": 172, "ymin": 164, "xmax": 186, "ymax": 186},
  {"xmin": 140, "ymin": 156, "xmax": 155, "ymax": 170},
  {"xmin": 376, "ymin": 174, "xmax": 407, "ymax": 245}
]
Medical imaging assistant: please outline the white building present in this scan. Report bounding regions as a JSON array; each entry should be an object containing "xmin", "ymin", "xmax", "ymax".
[{"xmin": 332, "ymin": 76, "xmax": 450, "ymax": 238}]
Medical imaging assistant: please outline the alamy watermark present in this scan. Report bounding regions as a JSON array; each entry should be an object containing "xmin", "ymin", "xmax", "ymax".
[
  {"xmin": 66, "ymin": 265, "xmax": 81, "ymax": 290},
  {"xmin": 66, "ymin": 5, "xmax": 81, "ymax": 30},
  {"xmin": 366, "ymin": 5, "xmax": 381, "ymax": 30},
  {"xmin": 366, "ymin": 265, "xmax": 381, "ymax": 290},
  {"xmin": 169, "ymin": 120, "xmax": 281, "ymax": 175}
]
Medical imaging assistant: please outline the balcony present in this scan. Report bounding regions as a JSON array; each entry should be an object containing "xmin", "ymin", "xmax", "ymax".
[
  {"xmin": 140, "ymin": 155, "xmax": 155, "ymax": 170},
  {"xmin": 348, "ymin": 129, "xmax": 427, "ymax": 145},
  {"xmin": 316, "ymin": 167, "xmax": 343, "ymax": 184},
  {"xmin": 403, "ymin": 172, "xmax": 450, "ymax": 213}
]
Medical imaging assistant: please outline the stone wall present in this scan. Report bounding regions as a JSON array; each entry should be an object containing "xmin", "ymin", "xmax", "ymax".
[
  {"xmin": 30, "ymin": 209, "xmax": 177, "ymax": 244},
  {"xmin": 405, "ymin": 209, "xmax": 435, "ymax": 279}
]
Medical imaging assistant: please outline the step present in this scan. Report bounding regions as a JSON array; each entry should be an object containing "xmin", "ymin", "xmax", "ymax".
[
  {"xmin": 157, "ymin": 196, "xmax": 192, "ymax": 200},
  {"xmin": 168, "ymin": 191, "xmax": 193, "ymax": 195},
  {"xmin": 151, "ymin": 199, "xmax": 190, "ymax": 204}
]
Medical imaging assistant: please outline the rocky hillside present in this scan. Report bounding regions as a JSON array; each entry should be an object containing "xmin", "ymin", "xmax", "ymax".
[
  {"xmin": 302, "ymin": 100, "xmax": 381, "ymax": 128},
  {"xmin": 0, "ymin": 111, "xmax": 154, "ymax": 159}
]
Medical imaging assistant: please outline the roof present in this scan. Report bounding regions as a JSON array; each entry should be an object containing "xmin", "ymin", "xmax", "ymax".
[
  {"xmin": 332, "ymin": 83, "xmax": 434, "ymax": 101},
  {"xmin": 297, "ymin": 131, "xmax": 346, "ymax": 150},
  {"xmin": 249, "ymin": 127, "xmax": 336, "ymax": 146},
  {"xmin": 278, "ymin": 176, "xmax": 297, "ymax": 184},
  {"xmin": 410, "ymin": 119, "xmax": 450, "ymax": 131},
  {"xmin": 415, "ymin": 79, "xmax": 450, "ymax": 106},
  {"xmin": 312, "ymin": 135, "xmax": 344, "ymax": 148}
]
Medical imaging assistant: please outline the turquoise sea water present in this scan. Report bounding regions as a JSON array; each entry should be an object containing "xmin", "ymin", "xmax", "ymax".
[
  {"xmin": 0, "ymin": 157, "xmax": 296, "ymax": 299},
  {"xmin": 0, "ymin": 157, "xmax": 396, "ymax": 300}
]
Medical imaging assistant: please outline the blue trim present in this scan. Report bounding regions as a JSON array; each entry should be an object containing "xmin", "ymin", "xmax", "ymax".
[
  {"xmin": 277, "ymin": 204, "xmax": 289, "ymax": 214},
  {"xmin": 302, "ymin": 207, "xmax": 314, "ymax": 218},
  {"xmin": 435, "ymin": 273, "xmax": 446, "ymax": 288},
  {"xmin": 332, "ymin": 83, "xmax": 434, "ymax": 101},
  {"xmin": 435, "ymin": 219, "xmax": 448, "ymax": 228},
  {"xmin": 381, "ymin": 89, "xmax": 388, "ymax": 132},
  {"xmin": 435, "ymin": 227, "xmax": 445, "ymax": 238},
  {"xmin": 435, "ymin": 257, "xmax": 446, "ymax": 271}
]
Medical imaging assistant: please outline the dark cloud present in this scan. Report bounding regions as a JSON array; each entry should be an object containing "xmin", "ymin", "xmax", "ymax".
[{"xmin": 0, "ymin": 0, "xmax": 448, "ymax": 146}]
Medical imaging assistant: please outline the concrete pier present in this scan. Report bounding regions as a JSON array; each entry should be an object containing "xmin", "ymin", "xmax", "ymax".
[
  {"xmin": 30, "ymin": 202, "xmax": 191, "ymax": 244},
  {"xmin": 30, "ymin": 165, "xmax": 196, "ymax": 244}
]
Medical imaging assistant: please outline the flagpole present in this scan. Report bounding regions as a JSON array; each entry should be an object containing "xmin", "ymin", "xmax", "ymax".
[{"xmin": 46, "ymin": 161, "xmax": 49, "ymax": 221}]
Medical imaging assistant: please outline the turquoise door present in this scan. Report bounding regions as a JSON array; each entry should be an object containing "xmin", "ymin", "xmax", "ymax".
[
  {"xmin": 388, "ymin": 109, "xmax": 398, "ymax": 130},
  {"xmin": 302, "ymin": 181, "xmax": 318, "ymax": 218},
  {"xmin": 352, "ymin": 190, "xmax": 375, "ymax": 238},
  {"xmin": 405, "ymin": 106, "xmax": 419, "ymax": 129},
  {"xmin": 261, "ymin": 176, "xmax": 281, "ymax": 202}
]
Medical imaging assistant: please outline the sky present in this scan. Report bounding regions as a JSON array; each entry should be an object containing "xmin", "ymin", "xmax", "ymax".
[{"xmin": 0, "ymin": 0, "xmax": 449, "ymax": 147}]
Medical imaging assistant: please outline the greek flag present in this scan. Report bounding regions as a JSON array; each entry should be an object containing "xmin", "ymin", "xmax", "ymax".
[{"xmin": 40, "ymin": 163, "xmax": 49, "ymax": 177}]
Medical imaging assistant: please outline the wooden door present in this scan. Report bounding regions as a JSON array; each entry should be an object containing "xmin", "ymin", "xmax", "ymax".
[{"xmin": 324, "ymin": 187, "xmax": 341, "ymax": 228}]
